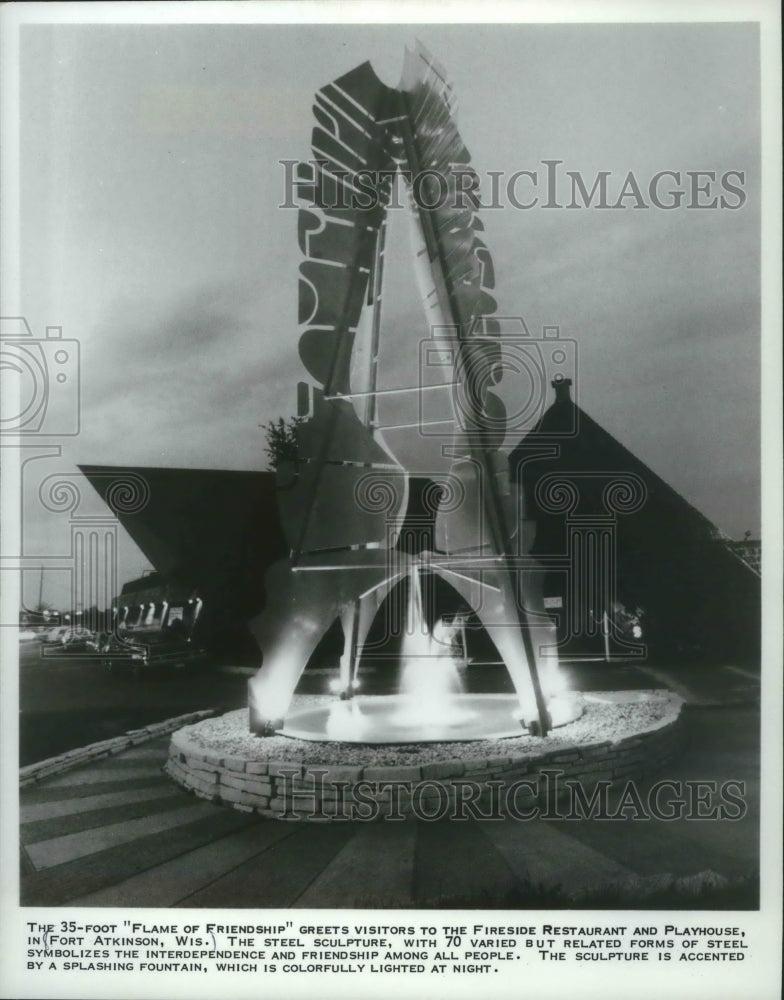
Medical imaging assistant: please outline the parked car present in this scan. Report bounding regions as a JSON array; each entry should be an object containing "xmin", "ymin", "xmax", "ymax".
[
  {"xmin": 42, "ymin": 625, "xmax": 70, "ymax": 644},
  {"xmin": 100, "ymin": 627, "xmax": 209, "ymax": 675},
  {"xmin": 18, "ymin": 629, "xmax": 39, "ymax": 642},
  {"xmin": 611, "ymin": 604, "xmax": 645, "ymax": 641},
  {"xmin": 43, "ymin": 626, "xmax": 97, "ymax": 652},
  {"xmin": 57, "ymin": 627, "xmax": 97, "ymax": 650}
]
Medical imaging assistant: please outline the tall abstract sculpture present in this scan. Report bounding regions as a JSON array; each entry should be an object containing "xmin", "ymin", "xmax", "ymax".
[{"xmin": 249, "ymin": 45, "xmax": 564, "ymax": 738}]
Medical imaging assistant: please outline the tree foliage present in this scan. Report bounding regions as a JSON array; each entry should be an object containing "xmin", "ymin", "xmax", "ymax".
[{"xmin": 263, "ymin": 416, "xmax": 304, "ymax": 470}]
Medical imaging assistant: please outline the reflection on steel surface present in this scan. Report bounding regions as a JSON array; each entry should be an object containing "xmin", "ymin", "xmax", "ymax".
[
  {"xmin": 276, "ymin": 463, "xmax": 408, "ymax": 554},
  {"xmin": 249, "ymin": 45, "xmax": 557, "ymax": 738}
]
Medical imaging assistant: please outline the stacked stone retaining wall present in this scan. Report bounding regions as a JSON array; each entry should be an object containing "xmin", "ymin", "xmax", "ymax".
[{"xmin": 165, "ymin": 696, "xmax": 685, "ymax": 821}]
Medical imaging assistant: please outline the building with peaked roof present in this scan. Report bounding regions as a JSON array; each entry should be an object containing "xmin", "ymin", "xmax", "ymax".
[
  {"xmin": 79, "ymin": 466, "xmax": 286, "ymax": 662},
  {"xmin": 509, "ymin": 379, "xmax": 760, "ymax": 665}
]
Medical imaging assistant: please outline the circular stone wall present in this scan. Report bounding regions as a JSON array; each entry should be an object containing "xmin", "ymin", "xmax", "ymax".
[{"xmin": 164, "ymin": 690, "xmax": 685, "ymax": 821}]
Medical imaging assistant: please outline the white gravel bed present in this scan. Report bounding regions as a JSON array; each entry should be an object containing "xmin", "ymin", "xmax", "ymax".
[{"xmin": 179, "ymin": 691, "xmax": 679, "ymax": 767}]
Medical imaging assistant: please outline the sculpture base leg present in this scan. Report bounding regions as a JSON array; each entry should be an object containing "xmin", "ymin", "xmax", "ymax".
[
  {"xmin": 526, "ymin": 708, "xmax": 552, "ymax": 738},
  {"xmin": 250, "ymin": 716, "xmax": 285, "ymax": 737},
  {"xmin": 248, "ymin": 679, "xmax": 284, "ymax": 736},
  {"xmin": 250, "ymin": 717, "xmax": 285, "ymax": 737}
]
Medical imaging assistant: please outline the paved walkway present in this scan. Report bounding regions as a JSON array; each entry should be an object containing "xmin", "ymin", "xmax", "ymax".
[{"xmin": 20, "ymin": 701, "xmax": 759, "ymax": 909}]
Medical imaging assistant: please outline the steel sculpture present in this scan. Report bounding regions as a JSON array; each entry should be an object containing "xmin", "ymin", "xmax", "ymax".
[{"xmin": 248, "ymin": 45, "xmax": 561, "ymax": 738}]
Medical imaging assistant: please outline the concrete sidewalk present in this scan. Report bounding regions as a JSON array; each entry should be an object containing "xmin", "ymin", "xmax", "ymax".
[{"xmin": 20, "ymin": 706, "xmax": 759, "ymax": 910}]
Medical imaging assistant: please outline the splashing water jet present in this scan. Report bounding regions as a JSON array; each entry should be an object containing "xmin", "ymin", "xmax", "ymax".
[{"xmin": 395, "ymin": 566, "xmax": 475, "ymax": 732}]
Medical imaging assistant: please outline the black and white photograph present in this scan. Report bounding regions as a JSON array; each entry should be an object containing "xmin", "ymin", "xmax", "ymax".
[{"xmin": 1, "ymin": 2, "xmax": 781, "ymax": 999}]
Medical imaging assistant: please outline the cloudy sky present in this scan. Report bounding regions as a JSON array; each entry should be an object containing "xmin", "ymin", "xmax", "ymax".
[{"xmin": 17, "ymin": 19, "xmax": 760, "ymax": 607}]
